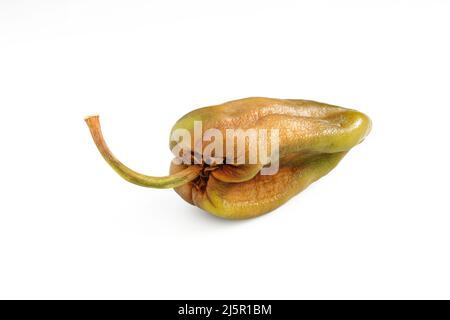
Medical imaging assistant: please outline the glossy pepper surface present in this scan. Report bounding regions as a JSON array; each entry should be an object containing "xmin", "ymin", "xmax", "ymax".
[{"xmin": 85, "ymin": 97, "xmax": 371, "ymax": 219}]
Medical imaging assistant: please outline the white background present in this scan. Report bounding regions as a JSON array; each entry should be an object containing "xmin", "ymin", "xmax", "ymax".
[{"xmin": 1, "ymin": 0, "xmax": 449, "ymax": 299}]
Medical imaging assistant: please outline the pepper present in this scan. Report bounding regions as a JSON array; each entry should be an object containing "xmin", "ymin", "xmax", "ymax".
[{"xmin": 85, "ymin": 97, "xmax": 371, "ymax": 219}]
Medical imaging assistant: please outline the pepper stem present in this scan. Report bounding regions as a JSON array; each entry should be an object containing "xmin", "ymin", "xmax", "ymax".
[{"xmin": 84, "ymin": 115, "xmax": 201, "ymax": 189}]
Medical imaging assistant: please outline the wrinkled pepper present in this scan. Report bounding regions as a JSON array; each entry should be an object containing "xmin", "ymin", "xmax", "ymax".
[{"xmin": 85, "ymin": 97, "xmax": 371, "ymax": 219}]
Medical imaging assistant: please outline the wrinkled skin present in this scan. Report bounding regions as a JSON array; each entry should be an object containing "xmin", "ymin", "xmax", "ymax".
[{"xmin": 85, "ymin": 97, "xmax": 371, "ymax": 219}]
